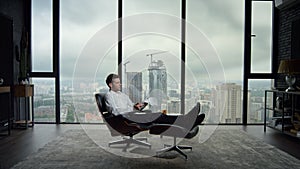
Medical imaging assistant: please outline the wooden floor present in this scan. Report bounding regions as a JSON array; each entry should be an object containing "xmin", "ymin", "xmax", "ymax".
[{"xmin": 0, "ymin": 124, "xmax": 299, "ymax": 169}]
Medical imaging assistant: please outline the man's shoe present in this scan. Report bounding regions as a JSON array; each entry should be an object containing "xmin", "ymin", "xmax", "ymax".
[
  {"xmin": 192, "ymin": 114, "xmax": 205, "ymax": 128},
  {"xmin": 185, "ymin": 126, "xmax": 199, "ymax": 139}
]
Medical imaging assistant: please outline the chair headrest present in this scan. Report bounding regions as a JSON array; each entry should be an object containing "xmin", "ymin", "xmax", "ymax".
[{"xmin": 95, "ymin": 93, "xmax": 107, "ymax": 113}]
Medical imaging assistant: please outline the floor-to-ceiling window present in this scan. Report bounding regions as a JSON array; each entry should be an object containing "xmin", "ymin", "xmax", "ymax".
[
  {"xmin": 248, "ymin": 0, "xmax": 274, "ymax": 124},
  {"xmin": 59, "ymin": 0, "xmax": 117, "ymax": 123},
  {"xmin": 123, "ymin": 0, "xmax": 182, "ymax": 114},
  {"xmin": 31, "ymin": 0, "xmax": 55, "ymax": 122},
  {"xmin": 31, "ymin": 0, "xmax": 274, "ymax": 124},
  {"xmin": 186, "ymin": 0, "xmax": 245, "ymax": 124}
]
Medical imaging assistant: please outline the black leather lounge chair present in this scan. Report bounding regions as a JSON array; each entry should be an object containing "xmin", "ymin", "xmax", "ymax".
[
  {"xmin": 95, "ymin": 93, "xmax": 201, "ymax": 158},
  {"xmin": 95, "ymin": 93, "xmax": 151, "ymax": 151}
]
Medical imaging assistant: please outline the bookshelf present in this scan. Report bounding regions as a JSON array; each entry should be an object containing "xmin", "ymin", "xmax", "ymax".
[{"xmin": 264, "ymin": 90, "xmax": 300, "ymax": 137}]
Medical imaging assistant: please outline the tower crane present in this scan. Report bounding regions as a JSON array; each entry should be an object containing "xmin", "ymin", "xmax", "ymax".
[
  {"xmin": 146, "ymin": 51, "xmax": 168, "ymax": 62},
  {"xmin": 123, "ymin": 61, "xmax": 130, "ymax": 93},
  {"xmin": 123, "ymin": 61, "xmax": 130, "ymax": 73}
]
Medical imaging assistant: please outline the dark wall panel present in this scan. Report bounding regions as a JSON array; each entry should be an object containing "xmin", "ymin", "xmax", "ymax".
[
  {"xmin": 291, "ymin": 17, "xmax": 300, "ymax": 59},
  {"xmin": 277, "ymin": 3, "xmax": 300, "ymax": 89},
  {"xmin": 0, "ymin": 14, "xmax": 13, "ymax": 86}
]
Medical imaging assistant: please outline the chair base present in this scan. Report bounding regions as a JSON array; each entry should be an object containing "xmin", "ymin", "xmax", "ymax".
[
  {"xmin": 108, "ymin": 136, "xmax": 151, "ymax": 151},
  {"xmin": 156, "ymin": 138, "xmax": 192, "ymax": 160}
]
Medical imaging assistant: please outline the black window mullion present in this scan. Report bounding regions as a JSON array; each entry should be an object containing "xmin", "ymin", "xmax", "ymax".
[
  {"xmin": 243, "ymin": 0, "xmax": 252, "ymax": 125},
  {"xmin": 53, "ymin": 0, "xmax": 60, "ymax": 124},
  {"xmin": 181, "ymin": 0, "xmax": 186, "ymax": 115},
  {"xmin": 272, "ymin": 2, "xmax": 279, "ymax": 81},
  {"xmin": 118, "ymin": 0, "xmax": 122, "ymax": 81}
]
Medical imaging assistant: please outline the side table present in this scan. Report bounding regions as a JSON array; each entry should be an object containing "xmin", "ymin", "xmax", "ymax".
[{"xmin": 14, "ymin": 84, "xmax": 34, "ymax": 129}]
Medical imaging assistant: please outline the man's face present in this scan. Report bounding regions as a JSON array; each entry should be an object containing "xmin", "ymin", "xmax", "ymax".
[{"xmin": 110, "ymin": 78, "xmax": 121, "ymax": 92}]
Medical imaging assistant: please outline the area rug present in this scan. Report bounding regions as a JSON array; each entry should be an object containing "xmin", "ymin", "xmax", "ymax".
[{"xmin": 11, "ymin": 127, "xmax": 300, "ymax": 169}]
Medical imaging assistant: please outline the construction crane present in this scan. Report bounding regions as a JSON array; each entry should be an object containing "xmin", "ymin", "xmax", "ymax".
[
  {"xmin": 146, "ymin": 51, "xmax": 168, "ymax": 62},
  {"xmin": 123, "ymin": 61, "xmax": 130, "ymax": 93},
  {"xmin": 123, "ymin": 61, "xmax": 130, "ymax": 73}
]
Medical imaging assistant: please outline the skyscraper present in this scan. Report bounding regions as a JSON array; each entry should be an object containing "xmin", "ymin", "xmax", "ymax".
[
  {"xmin": 148, "ymin": 60, "xmax": 167, "ymax": 111},
  {"xmin": 215, "ymin": 83, "xmax": 242, "ymax": 123},
  {"xmin": 126, "ymin": 72, "xmax": 143, "ymax": 103}
]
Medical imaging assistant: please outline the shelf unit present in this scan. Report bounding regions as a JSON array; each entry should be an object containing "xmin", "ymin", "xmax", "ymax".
[{"xmin": 264, "ymin": 90, "xmax": 300, "ymax": 137}]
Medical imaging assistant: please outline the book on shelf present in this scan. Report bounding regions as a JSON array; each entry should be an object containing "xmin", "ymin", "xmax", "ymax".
[{"xmin": 274, "ymin": 107, "xmax": 292, "ymax": 112}]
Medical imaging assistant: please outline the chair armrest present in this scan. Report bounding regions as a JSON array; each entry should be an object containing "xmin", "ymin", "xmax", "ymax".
[{"xmin": 106, "ymin": 114, "xmax": 149, "ymax": 131}]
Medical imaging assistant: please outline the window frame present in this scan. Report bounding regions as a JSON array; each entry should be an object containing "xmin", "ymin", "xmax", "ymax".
[
  {"xmin": 243, "ymin": 0, "xmax": 277, "ymax": 124},
  {"xmin": 30, "ymin": 0, "xmax": 277, "ymax": 125}
]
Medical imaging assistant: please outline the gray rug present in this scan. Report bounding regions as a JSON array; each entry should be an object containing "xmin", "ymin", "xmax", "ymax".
[{"xmin": 11, "ymin": 127, "xmax": 300, "ymax": 169}]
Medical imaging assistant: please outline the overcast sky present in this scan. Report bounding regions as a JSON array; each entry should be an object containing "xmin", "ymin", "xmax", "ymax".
[{"xmin": 31, "ymin": 0, "xmax": 273, "ymax": 87}]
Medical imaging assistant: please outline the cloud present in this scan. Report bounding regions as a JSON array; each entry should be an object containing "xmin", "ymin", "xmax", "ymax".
[
  {"xmin": 32, "ymin": 0, "xmax": 273, "ymax": 84},
  {"xmin": 124, "ymin": 0, "xmax": 180, "ymax": 17},
  {"xmin": 60, "ymin": 0, "xmax": 117, "ymax": 26}
]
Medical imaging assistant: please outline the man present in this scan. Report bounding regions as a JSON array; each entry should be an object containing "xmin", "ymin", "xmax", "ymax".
[{"xmin": 105, "ymin": 73, "xmax": 205, "ymax": 129}]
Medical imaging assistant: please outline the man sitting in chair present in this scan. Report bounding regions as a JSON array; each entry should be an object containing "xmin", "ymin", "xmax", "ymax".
[{"xmin": 104, "ymin": 73, "xmax": 205, "ymax": 130}]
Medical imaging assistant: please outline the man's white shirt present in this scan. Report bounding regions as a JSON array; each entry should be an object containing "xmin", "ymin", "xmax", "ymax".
[{"xmin": 105, "ymin": 90, "xmax": 134, "ymax": 116}]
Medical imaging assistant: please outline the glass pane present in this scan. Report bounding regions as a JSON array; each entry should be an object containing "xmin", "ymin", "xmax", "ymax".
[
  {"xmin": 251, "ymin": 1, "xmax": 273, "ymax": 73},
  {"xmin": 123, "ymin": 0, "xmax": 181, "ymax": 113},
  {"xmin": 248, "ymin": 79, "xmax": 274, "ymax": 123},
  {"xmin": 187, "ymin": 0, "xmax": 245, "ymax": 124},
  {"xmin": 32, "ymin": 78, "xmax": 55, "ymax": 122},
  {"xmin": 31, "ymin": 0, "xmax": 53, "ymax": 72},
  {"xmin": 60, "ymin": 0, "xmax": 118, "ymax": 123}
]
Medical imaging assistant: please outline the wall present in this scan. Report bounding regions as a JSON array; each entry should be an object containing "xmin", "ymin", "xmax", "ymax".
[
  {"xmin": 0, "ymin": 0, "xmax": 30, "ymax": 84},
  {"xmin": 0, "ymin": 0, "xmax": 30, "ymax": 120},
  {"xmin": 277, "ymin": 2, "xmax": 300, "ymax": 89}
]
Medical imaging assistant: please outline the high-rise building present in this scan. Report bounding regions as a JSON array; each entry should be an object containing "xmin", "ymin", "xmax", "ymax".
[
  {"xmin": 168, "ymin": 100, "xmax": 180, "ymax": 114},
  {"xmin": 215, "ymin": 83, "xmax": 242, "ymax": 123},
  {"xmin": 148, "ymin": 60, "xmax": 167, "ymax": 111},
  {"xmin": 126, "ymin": 72, "xmax": 143, "ymax": 103}
]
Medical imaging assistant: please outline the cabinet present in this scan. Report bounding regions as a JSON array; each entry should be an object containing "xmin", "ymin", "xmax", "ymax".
[
  {"xmin": 0, "ymin": 86, "xmax": 12, "ymax": 135},
  {"xmin": 264, "ymin": 90, "xmax": 300, "ymax": 137}
]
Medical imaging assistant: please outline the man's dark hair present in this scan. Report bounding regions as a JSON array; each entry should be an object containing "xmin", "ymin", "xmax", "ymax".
[{"xmin": 106, "ymin": 73, "xmax": 119, "ymax": 89}]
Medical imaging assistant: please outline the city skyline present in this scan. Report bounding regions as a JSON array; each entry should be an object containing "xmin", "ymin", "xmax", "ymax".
[{"xmin": 32, "ymin": 76, "xmax": 272, "ymax": 124}]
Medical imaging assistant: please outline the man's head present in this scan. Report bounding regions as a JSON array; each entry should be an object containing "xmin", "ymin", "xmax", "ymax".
[{"xmin": 106, "ymin": 73, "xmax": 121, "ymax": 91}]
